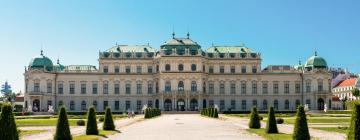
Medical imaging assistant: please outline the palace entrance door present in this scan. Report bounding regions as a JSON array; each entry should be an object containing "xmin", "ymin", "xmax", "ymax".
[{"xmin": 177, "ymin": 99, "xmax": 185, "ymax": 111}]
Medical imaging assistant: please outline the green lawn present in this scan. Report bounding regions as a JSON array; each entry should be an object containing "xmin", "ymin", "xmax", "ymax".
[
  {"xmin": 284, "ymin": 117, "xmax": 350, "ymax": 124},
  {"xmin": 312, "ymin": 127, "xmax": 348, "ymax": 134},
  {"xmin": 16, "ymin": 119, "xmax": 81, "ymax": 126},
  {"xmin": 247, "ymin": 128, "xmax": 292, "ymax": 140},
  {"xmin": 19, "ymin": 130, "xmax": 47, "ymax": 137},
  {"xmin": 73, "ymin": 130, "xmax": 119, "ymax": 140}
]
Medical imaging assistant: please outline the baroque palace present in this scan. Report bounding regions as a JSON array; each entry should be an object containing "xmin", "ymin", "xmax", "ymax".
[{"xmin": 24, "ymin": 34, "xmax": 332, "ymax": 112}]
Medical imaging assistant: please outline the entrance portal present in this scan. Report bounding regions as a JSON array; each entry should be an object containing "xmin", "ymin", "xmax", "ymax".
[
  {"xmin": 203, "ymin": 99, "xmax": 207, "ymax": 108},
  {"xmin": 190, "ymin": 99, "xmax": 198, "ymax": 111},
  {"xmin": 164, "ymin": 99, "xmax": 172, "ymax": 111},
  {"xmin": 33, "ymin": 99, "xmax": 40, "ymax": 112},
  {"xmin": 317, "ymin": 98, "xmax": 325, "ymax": 110},
  {"xmin": 177, "ymin": 99, "xmax": 185, "ymax": 111}
]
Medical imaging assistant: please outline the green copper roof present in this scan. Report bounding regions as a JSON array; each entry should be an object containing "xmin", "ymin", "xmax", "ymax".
[
  {"xmin": 206, "ymin": 46, "xmax": 254, "ymax": 53},
  {"xmin": 162, "ymin": 38, "xmax": 198, "ymax": 46},
  {"xmin": 29, "ymin": 51, "xmax": 53, "ymax": 71},
  {"xmin": 305, "ymin": 52, "xmax": 328, "ymax": 68},
  {"xmin": 106, "ymin": 45, "xmax": 157, "ymax": 53},
  {"xmin": 294, "ymin": 65, "xmax": 304, "ymax": 71},
  {"xmin": 54, "ymin": 59, "xmax": 65, "ymax": 71}
]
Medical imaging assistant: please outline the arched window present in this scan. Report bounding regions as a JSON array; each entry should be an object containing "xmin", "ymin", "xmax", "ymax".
[
  {"xmin": 203, "ymin": 82, "xmax": 206, "ymax": 93},
  {"xmin": 285, "ymin": 100, "xmax": 290, "ymax": 110},
  {"xmin": 263, "ymin": 100, "xmax": 267, "ymax": 110},
  {"xmin": 58, "ymin": 100, "xmax": 63, "ymax": 107},
  {"xmin": 93, "ymin": 100, "xmax": 98, "ymax": 110},
  {"xmin": 252, "ymin": 100, "xmax": 257, "ymax": 107},
  {"xmin": 70, "ymin": 100, "xmax": 75, "ymax": 111},
  {"xmin": 191, "ymin": 64, "xmax": 197, "ymax": 71},
  {"xmin": 165, "ymin": 81, "xmax": 171, "ymax": 92},
  {"xmin": 178, "ymin": 81, "xmax": 184, "ymax": 91},
  {"xmin": 191, "ymin": 81, "xmax": 197, "ymax": 92},
  {"xmin": 295, "ymin": 99, "xmax": 301, "ymax": 108},
  {"xmin": 81, "ymin": 101, "xmax": 87, "ymax": 110},
  {"xmin": 178, "ymin": 64, "xmax": 184, "ymax": 71},
  {"xmin": 165, "ymin": 64, "xmax": 171, "ymax": 71},
  {"xmin": 274, "ymin": 100, "xmax": 278, "ymax": 110}
]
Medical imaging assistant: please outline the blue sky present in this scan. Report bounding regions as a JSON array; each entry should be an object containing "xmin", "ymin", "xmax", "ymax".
[{"xmin": 0, "ymin": 0, "xmax": 359, "ymax": 93}]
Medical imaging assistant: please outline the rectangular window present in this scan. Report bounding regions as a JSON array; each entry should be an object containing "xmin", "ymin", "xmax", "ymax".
[
  {"xmin": 220, "ymin": 83, "xmax": 225, "ymax": 94},
  {"xmin": 148, "ymin": 100, "xmax": 153, "ymax": 108},
  {"xmin": 114, "ymin": 66, "xmax": 120, "ymax": 73},
  {"xmin": 126, "ymin": 84, "xmax": 131, "ymax": 94},
  {"xmin": 103, "ymin": 83, "xmax": 109, "ymax": 94},
  {"xmin": 81, "ymin": 83, "xmax": 86, "ymax": 94},
  {"xmin": 47, "ymin": 82, "xmax": 52, "ymax": 93},
  {"xmin": 241, "ymin": 100, "xmax": 247, "ymax": 110},
  {"xmin": 220, "ymin": 100, "xmax": 225, "ymax": 111},
  {"xmin": 262, "ymin": 82, "xmax": 268, "ymax": 94},
  {"xmin": 220, "ymin": 66, "xmax": 225, "ymax": 73},
  {"xmin": 148, "ymin": 83, "xmax": 153, "ymax": 94},
  {"xmin": 114, "ymin": 84, "xmax": 120, "ymax": 94},
  {"xmin": 295, "ymin": 83, "xmax": 301, "ymax": 93},
  {"xmin": 252, "ymin": 82, "xmax": 257, "ymax": 94},
  {"xmin": 318, "ymin": 80, "xmax": 323, "ymax": 92},
  {"xmin": 209, "ymin": 66, "xmax": 214, "ymax": 73},
  {"xmin": 125, "ymin": 100, "xmax": 131, "ymax": 110},
  {"xmin": 231, "ymin": 66, "xmax": 235, "ymax": 74},
  {"xmin": 137, "ymin": 84, "xmax": 142, "ymax": 94},
  {"xmin": 34, "ymin": 83, "xmax": 40, "ymax": 92},
  {"xmin": 148, "ymin": 66, "xmax": 153, "ymax": 73},
  {"xmin": 273, "ymin": 82, "xmax": 279, "ymax": 94},
  {"xmin": 284, "ymin": 82, "xmax": 290, "ymax": 94},
  {"xmin": 209, "ymin": 83, "xmax": 214, "ymax": 94},
  {"xmin": 241, "ymin": 66, "xmax": 246, "ymax": 73},
  {"xmin": 69, "ymin": 83, "xmax": 75, "ymax": 94},
  {"xmin": 103, "ymin": 101, "xmax": 108, "ymax": 110},
  {"xmin": 306, "ymin": 82, "xmax": 311, "ymax": 93},
  {"xmin": 126, "ymin": 66, "xmax": 131, "ymax": 73},
  {"xmin": 231, "ymin": 100, "xmax": 236, "ymax": 110},
  {"xmin": 209, "ymin": 100, "xmax": 214, "ymax": 108},
  {"xmin": 103, "ymin": 66, "xmax": 108, "ymax": 73},
  {"xmin": 92, "ymin": 83, "xmax": 98, "ymax": 94},
  {"xmin": 137, "ymin": 66, "xmax": 142, "ymax": 74},
  {"xmin": 58, "ymin": 83, "xmax": 63, "ymax": 94},
  {"xmin": 241, "ymin": 82, "xmax": 246, "ymax": 94},
  {"xmin": 47, "ymin": 100, "xmax": 52, "ymax": 110},
  {"xmin": 230, "ymin": 83, "xmax": 236, "ymax": 94},
  {"xmin": 252, "ymin": 66, "xmax": 257, "ymax": 73},
  {"xmin": 114, "ymin": 101, "xmax": 120, "ymax": 110},
  {"xmin": 136, "ymin": 100, "xmax": 142, "ymax": 111},
  {"xmin": 252, "ymin": 100, "xmax": 257, "ymax": 107}
]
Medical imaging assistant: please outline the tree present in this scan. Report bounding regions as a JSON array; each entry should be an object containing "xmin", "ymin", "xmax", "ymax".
[
  {"xmin": 293, "ymin": 105, "xmax": 310, "ymax": 140},
  {"xmin": 103, "ymin": 107, "xmax": 115, "ymax": 130},
  {"xmin": 265, "ymin": 107, "xmax": 278, "ymax": 133},
  {"xmin": 352, "ymin": 88, "xmax": 360, "ymax": 98},
  {"xmin": 0, "ymin": 103, "xmax": 19, "ymax": 140},
  {"xmin": 86, "ymin": 107, "xmax": 98, "ymax": 135},
  {"xmin": 54, "ymin": 107, "xmax": 72, "ymax": 140},
  {"xmin": 248, "ymin": 106, "xmax": 261, "ymax": 129},
  {"xmin": 347, "ymin": 102, "xmax": 360, "ymax": 140},
  {"xmin": 0, "ymin": 81, "xmax": 16, "ymax": 102}
]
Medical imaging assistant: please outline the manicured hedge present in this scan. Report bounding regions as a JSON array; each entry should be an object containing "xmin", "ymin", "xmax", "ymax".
[
  {"xmin": 0, "ymin": 103, "xmax": 19, "ymax": 140},
  {"xmin": 144, "ymin": 108, "xmax": 161, "ymax": 119},
  {"xmin": 293, "ymin": 106, "xmax": 310, "ymax": 140},
  {"xmin": 265, "ymin": 107, "xmax": 278, "ymax": 133},
  {"xmin": 201, "ymin": 108, "xmax": 219, "ymax": 118},
  {"xmin": 54, "ymin": 107, "xmax": 72, "ymax": 140},
  {"xmin": 347, "ymin": 102, "xmax": 360, "ymax": 140},
  {"xmin": 86, "ymin": 107, "xmax": 98, "ymax": 135},
  {"xmin": 248, "ymin": 106, "xmax": 261, "ymax": 129},
  {"xmin": 103, "ymin": 107, "xmax": 115, "ymax": 130}
]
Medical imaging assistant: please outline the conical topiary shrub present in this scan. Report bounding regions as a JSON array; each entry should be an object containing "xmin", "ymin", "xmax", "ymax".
[
  {"xmin": 54, "ymin": 106, "xmax": 72, "ymax": 140},
  {"xmin": 214, "ymin": 108, "xmax": 219, "ymax": 118},
  {"xmin": 265, "ymin": 106, "xmax": 278, "ymax": 133},
  {"xmin": 248, "ymin": 106, "xmax": 261, "ymax": 129},
  {"xmin": 86, "ymin": 107, "xmax": 98, "ymax": 135},
  {"xmin": 293, "ymin": 105, "xmax": 310, "ymax": 140},
  {"xmin": 0, "ymin": 103, "xmax": 19, "ymax": 140},
  {"xmin": 103, "ymin": 107, "xmax": 115, "ymax": 130},
  {"xmin": 347, "ymin": 102, "xmax": 360, "ymax": 140}
]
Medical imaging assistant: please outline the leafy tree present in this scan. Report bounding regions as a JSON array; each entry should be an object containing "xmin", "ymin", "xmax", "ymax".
[
  {"xmin": 86, "ymin": 107, "xmax": 98, "ymax": 135},
  {"xmin": 0, "ymin": 81, "xmax": 16, "ymax": 102},
  {"xmin": 103, "ymin": 107, "xmax": 115, "ymax": 130},
  {"xmin": 293, "ymin": 105, "xmax": 310, "ymax": 140},
  {"xmin": 54, "ymin": 107, "xmax": 72, "ymax": 140},
  {"xmin": 248, "ymin": 106, "xmax": 261, "ymax": 129},
  {"xmin": 265, "ymin": 107, "xmax": 278, "ymax": 133},
  {"xmin": 0, "ymin": 103, "xmax": 19, "ymax": 140},
  {"xmin": 352, "ymin": 88, "xmax": 360, "ymax": 97},
  {"xmin": 347, "ymin": 102, "xmax": 360, "ymax": 140}
]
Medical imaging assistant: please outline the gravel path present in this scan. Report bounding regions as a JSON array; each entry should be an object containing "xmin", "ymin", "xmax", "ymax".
[
  {"xmin": 223, "ymin": 115, "xmax": 346, "ymax": 140},
  {"xmin": 20, "ymin": 116, "xmax": 144, "ymax": 140},
  {"xmin": 105, "ymin": 114, "xmax": 263, "ymax": 140}
]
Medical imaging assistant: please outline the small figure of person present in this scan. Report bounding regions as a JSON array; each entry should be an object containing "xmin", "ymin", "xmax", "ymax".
[{"xmin": 131, "ymin": 110, "xmax": 135, "ymax": 118}]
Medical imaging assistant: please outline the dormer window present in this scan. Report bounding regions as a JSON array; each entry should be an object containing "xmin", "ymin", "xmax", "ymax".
[
  {"xmin": 126, "ymin": 53, "xmax": 132, "ymax": 58},
  {"xmin": 230, "ymin": 53, "xmax": 235, "ymax": 58},
  {"xmin": 136, "ymin": 53, "xmax": 142, "ymax": 58},
  {"xmin": 178, "ymin": 64, "xmax": 184, "ymax": 71},
  {"xmin": 165, "ymin": 64, "xmax": 171, "ymax": 71}
]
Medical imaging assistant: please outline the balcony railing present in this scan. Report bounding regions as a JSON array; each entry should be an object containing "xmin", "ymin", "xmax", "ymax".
[{"xmin": 28, "ymin": 91, "xmax": 45, "ymax": 95}]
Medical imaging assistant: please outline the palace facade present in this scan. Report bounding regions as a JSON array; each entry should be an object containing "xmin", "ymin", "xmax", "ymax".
[{"xmin": 24, "ymin": 35, "xmax": 332, "ymax": 112}]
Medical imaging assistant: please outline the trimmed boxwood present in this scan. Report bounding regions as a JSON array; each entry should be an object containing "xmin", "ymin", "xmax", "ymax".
[
  {"xmin": 86, "ymin": 107, "xmax": 98, "ymax": 135},
  {"xmin": 77, "ymin": 120, "xmax": 85, "ymax": 126},
  {"xmin": 103, "ymin": 107, "xmax": 115, "ymax": 130},
  {"xmin": 0, "ymin": 103, "xmax": 19, "ymax": 140},
  {"xmin": 144, "ymin": 108, "xmax": 161, "ymax": 119},
  {"xmin": 265, "ymin": 107, "xmax": 278, "ymax": 133},
  {"xmin": 54, "ymin": 106, "xmax": 72, "ymax": 140},
  {"xmin": 347, "ymin": 102, "xmax": 360, "ymax": 140},
  {"xmin": 276, "ymin": 118, "xmax": 284, "ymax": 124},
  {"xmin": 248, "ymin": 106, "xmax": 261, "ymax": 129},
  {"xmin": 293, "ymin": 105, "xmax": 310, "ymax": 140}
]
